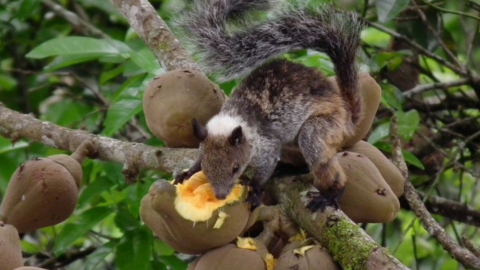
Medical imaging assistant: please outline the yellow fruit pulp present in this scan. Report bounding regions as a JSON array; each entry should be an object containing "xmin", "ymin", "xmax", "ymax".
[{"xmin": 174, "ymin": 171, "xmax": 244, "ymax": 222}]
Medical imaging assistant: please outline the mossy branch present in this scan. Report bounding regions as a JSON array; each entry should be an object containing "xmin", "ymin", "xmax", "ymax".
[{"xmin": 267, "ymin": 175, "xmax": 409, "ymax": 270}]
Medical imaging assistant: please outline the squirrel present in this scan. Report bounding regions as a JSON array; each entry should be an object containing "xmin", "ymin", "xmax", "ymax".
[{"xmin": 175, "ymin": 0, "xmax": 365, "ymax": 211}]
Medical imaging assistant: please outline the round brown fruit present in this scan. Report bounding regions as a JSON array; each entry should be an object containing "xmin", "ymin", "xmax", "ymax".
[
  {"xmin": 334, "ymin": 73, "xmax": 382, "ymax": 148},
  {"xmin": 276, "ymin": 242, "xmax": 339, "ymax": 270},
  {"xmin": 143, "ymin": 69, "xmax": 226, "ymax": 147},
  {"xmin": 188, "ymin": 238, "xmax": 274, "ymax": 270},
  {"xmin": 140, "ymin": 171, "xmax": 251, "ymax": 254},
  {"xmin": 338, "ymin": 151, "xmax": 400, "ymax": 223},
  {"xmin": 345, "ymin": 140, "xmax": 405, "ymax": 197},
  {"xmin": 0, "ymin": 157, "xmax": 80, "ymax": 233},
  {"xmin": 0, "ymin": 222, "xmax": 23, "ymax": 270}
]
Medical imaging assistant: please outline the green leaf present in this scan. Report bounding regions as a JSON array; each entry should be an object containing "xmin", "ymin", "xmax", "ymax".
[
  {"xmin": 44, "ymin": 54, "xmax": 102, "ymax": 71},
  {"xmin": 16, "ymin": 0, "xmax": 41, "ymax": 20},
  {"xmin": 376, "ymin": 0, "xmax": 411, "ymax": 23},
  {"xmin": 78, "ymin": 176, "xmax": 114, "ymax": 207},
  {"xmin": 403, "ymin": 150, "xmax": 424, "ymax": 169},
  {"xmin": 368, "ymin": 122, "xmax": 390, "ymax": 144},
  {"xmin": 115, "ymin": 228, "xmax": 152, "ymax": 270},
  {"xmin": 84, "ymin": 240, "xmax": 118, "ymax": 270},
  {"xmin": 159, "ymin": 255, "xmax": 188, "ymax": 270},
  {"xmin": 0, "ymin": 74, "xmax": 17, "ymax": 91},
  {"xmin": 0, "ymin": 139, "xmax": 29, "ymax": 155},
  {"xmin": 100, "ymin": 65, "xmax": 125, "ymax": 85},
  {"xmin": 114, "ymin": 203, "xmax": 140, "ymax": 231},
  {"xmin": 153, "ymin": 240, "xmax": 175, "ymax": 256},
  {"xmin": 380, "ymin": 83, "xmax": 404, "ymax": 110},
  {"xmin": 54, "ymin": 207, "xmax": 114, "ymax": 253},
  {"xmin": 129, "ymin": 48, "xmax": 162, "ymax": 74},
  {"xmin": 102, "ymin": 97, "xmax": 143, "ymax": 136},
  {"xmin": 26, "ymin": 37, "xmax": 127, "ymax": 59},
  {"xmin": 397, "ymin": 110, "xmax": 420, "ymax": 141}
]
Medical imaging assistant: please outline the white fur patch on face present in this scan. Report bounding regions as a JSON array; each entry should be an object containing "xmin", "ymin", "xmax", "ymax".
[{"xmin": 206, "ymin": 114, "xmax": 244, "ymax": 136}]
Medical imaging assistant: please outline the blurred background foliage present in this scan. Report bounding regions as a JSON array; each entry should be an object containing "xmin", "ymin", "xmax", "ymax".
[{"xmin": 0, "ymin": 0, "xmax": 479, "ymax": 269}]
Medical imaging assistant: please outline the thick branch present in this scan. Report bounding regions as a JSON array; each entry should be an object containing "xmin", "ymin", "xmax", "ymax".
[
  {"xmin": 109, "ymin": 0, "xmax": 198, "ymax": 71},
  {"xmin": 267, "ymin": 175, "xmax": 409, "ymax": 270},
  {"xmin": 0, "ymin": 104, "xmax": 198, "ymax": 176}
]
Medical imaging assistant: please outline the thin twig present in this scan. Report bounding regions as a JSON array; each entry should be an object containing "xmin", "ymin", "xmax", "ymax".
[
  {"xmin": 390, "ymin": 115, "xmax": 480, "ymax": 270},
  {"xmin": 42, "ymin": 0, "xmax": 110, "ymax": 39},
  {"xmin": 368, "ymin": 21, "xmax": 467, "ymax": 76},
  {"xmin": 403, "ymin": 78, "xmax": 471, "ymax": 97},
  {"xmin": 412, "ymin": 1, "xmax": 465, "ymax": 71},
  {"xmin": 422, "ymin": 0, "xmax": 480, "ymax": 21}
]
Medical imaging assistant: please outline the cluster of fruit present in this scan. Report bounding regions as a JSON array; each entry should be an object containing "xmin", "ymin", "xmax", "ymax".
[
  {"xmin": 140, "ymin": 70, "xmax": 405, "ymax": 269},
  {"xmin": 0, "ymin": 141, "xmax": 92, "ymax": 270}
]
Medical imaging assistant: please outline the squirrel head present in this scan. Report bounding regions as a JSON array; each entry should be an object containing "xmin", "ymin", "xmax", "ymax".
[{"xmin": 193, "ymin": 118, "xmax": 252, "ymax": 200}]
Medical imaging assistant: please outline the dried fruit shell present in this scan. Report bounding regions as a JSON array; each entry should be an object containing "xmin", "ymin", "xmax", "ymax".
[
  {"xmin": 346, "ymin": 140, "xmax": 405, "ymax": 197},
  {"xmin": 276, "ymin": 244, "xmax": 339, "ymax": 270},
  {"xmin": 140, "ymin": 172, "xmax": 250, "ymax": 254},
  {"xmin": 143, "ymin": 69, "xmax": 226, "ymax": 147},
  {"xmin": 0, "ymin": 158, "xmax": 79, "ymax": 233},
  {"xmin": 0, "ymin": 222, "xmax": 23, "ymax": 270},
  {"xmin": 338, "ymin": 151, "xmax": 400, "ymax": 223},
  {"xmin": 188, "ymin": 238, "xmax": 274, "ymax": 270}
]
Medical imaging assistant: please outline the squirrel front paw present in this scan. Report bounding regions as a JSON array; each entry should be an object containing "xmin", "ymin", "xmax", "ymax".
[
  {"xmin": 306, "ymin": 188, "xmax": 345, "ymax": 212},
  {"xmin": 173, "ymin": 170, "xmax": 194, "ymax": 185}
]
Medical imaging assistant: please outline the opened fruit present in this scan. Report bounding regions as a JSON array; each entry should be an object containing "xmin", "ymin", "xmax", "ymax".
[
  {"xmin": 140, "ymin": 171, "xmax": 250, "ymax": 254},
  {"xmin": 276, "ymin": 241, "xmax": 339, "ymax": 270}
]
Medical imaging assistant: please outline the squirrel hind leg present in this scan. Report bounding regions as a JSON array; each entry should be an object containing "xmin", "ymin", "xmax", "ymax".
[{"xmin": 298, "ymin": 114, "xmax": 347, "ymax": 212}]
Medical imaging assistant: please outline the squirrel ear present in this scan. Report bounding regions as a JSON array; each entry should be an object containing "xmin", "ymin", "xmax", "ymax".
[
  {"xmin": 228, "ymin": 126, "xmax": 243, "ymax": 146},
  {"xmin": 192, "ymin": 118, "xmax": 208, "ymax": 141}
]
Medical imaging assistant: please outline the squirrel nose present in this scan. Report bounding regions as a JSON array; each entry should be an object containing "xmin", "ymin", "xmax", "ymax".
[{"xmin": 214, "ymin": 190, "xmax": 228, "ymax": 200}]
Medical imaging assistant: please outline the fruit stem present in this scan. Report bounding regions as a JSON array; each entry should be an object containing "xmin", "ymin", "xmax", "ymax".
[{"xmin": 71, "ymin": 140, "xmax": 95, "ymax": 164}]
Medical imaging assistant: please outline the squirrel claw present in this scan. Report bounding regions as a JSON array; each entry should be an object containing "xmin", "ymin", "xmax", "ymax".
[
  {"xmin": 173, "ymin": 170, "xmax": 193, "ymax": 185},
  {"xmin": 245, "ymin": 180, "xmax": 262, "ymax": 210},
  {"xmin": 306, "ymin": 189, "xmax": 344, "ymax": 212}
]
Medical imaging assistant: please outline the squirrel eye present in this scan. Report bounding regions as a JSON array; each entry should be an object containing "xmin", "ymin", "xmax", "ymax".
[{"xmin": 232, "ymin": 164, "xmax": 240, "ymax": 174}]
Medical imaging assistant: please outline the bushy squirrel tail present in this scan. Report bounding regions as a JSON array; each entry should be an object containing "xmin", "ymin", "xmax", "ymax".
[{"xmin": 179, "ymin": 0, "xmax": 365, "ymax": 124}]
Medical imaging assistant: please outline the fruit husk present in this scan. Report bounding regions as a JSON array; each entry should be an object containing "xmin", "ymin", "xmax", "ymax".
[
  {"xmin": 140, "ymin": 172, "xmax": 250, "ymax": 254},
  {"xmin": 0, "ymin": 222, "xmax": 23, "ymax": 270},
  {"xmin": 143, "ymin": 69, "xmax": 226, "ymax": 147},
  {"xmin": 276, "ymin": 243, "xmax": 340, "ymax": 270},
  {"xmin": 0, "ymin": 158, "xmax": 79, "ymax": 233},
  {"xmin": 189, "ymin": 238, "xmax": 273, "ymax": 270},
  {"xmin": 335, "ymin": 73, "xmax": 382, "ymax": 148},
  {"xmin": 338, "ymin": 151, "xmax": 400, "ymax": 223},
  {"xmin": 346, "ymin": 140, "xmax": 405, "ymax": 197}
]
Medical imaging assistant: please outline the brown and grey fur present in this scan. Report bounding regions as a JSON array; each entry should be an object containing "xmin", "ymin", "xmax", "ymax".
[{"xmin": 177, "ymin": 0, "xmax": 365, "ymax": 209}]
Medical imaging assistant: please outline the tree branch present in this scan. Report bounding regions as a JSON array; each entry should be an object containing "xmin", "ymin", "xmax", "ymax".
[
  {"xmin": 42, "ymin": 0, "xmax": 110, "ymax": 39},
  {"xmin": 109, "ymin": 0, "xmax": 198, "ymax": 71},
  {"xmin": 403, "ymin": 78, "xmax": 471, "ymax": 98},
  {"xmin": 0, "ymin": 103, "xmax": 198, "ymax": 179},
  {"xmin": 390, "ymin": 116, "xmax": 480, "ymax": 270},
  {"xmin": 267, "ymin": 175, "xmax": 409, "ymax": 270}
]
